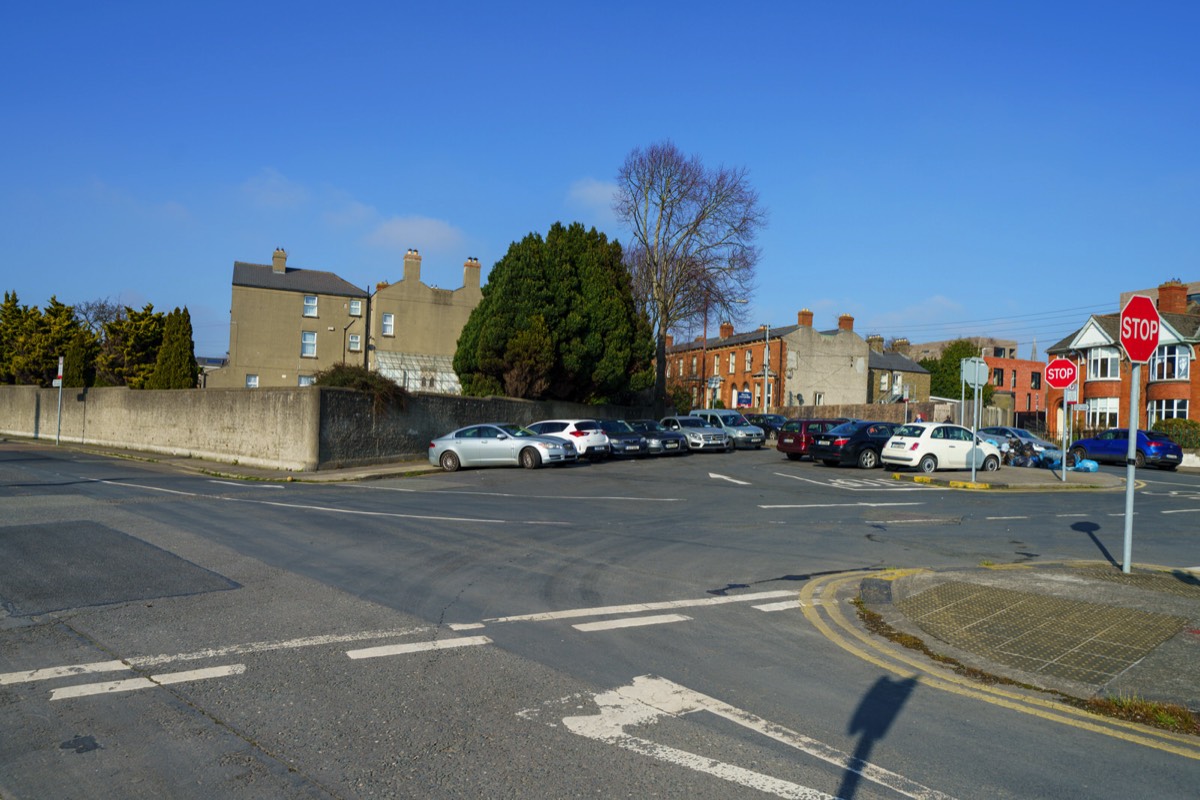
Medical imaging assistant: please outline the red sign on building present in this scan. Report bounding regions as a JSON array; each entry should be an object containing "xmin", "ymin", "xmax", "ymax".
[{"xmin": 1119, "ymin": 294, "xmax": 1161, "ymax": 364}]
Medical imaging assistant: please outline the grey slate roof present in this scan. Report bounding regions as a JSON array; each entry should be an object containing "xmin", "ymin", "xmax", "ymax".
[
  {"xmin": 233, "ymin": 262, "xmax": 368, "ymax": 297},
  {"xmin": 868, "ymin": 350, "xmax": 929, "ymax": 373},
  {"xmin": 1047, "ymin": 311, "xmax": 1200, "ymax": 354},
  {"xmin": 668, "ymin": 324, "xmax": 800, "ymax": 354}
]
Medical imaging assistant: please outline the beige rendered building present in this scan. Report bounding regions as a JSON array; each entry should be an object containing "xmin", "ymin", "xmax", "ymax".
[{"xmin": 207, "ymin": 249, "xmax": 369, "ymax": 389}]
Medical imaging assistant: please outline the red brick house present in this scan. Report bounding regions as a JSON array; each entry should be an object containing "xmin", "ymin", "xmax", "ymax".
[{"xmin": 1045, "ymin": 280, "xmax": 1199, "ymax": 436}]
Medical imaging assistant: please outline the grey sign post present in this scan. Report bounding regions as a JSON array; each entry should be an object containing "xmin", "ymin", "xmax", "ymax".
[{"xmin": 960, "ymin": 357, "xmax": 988, "ymax": 482}]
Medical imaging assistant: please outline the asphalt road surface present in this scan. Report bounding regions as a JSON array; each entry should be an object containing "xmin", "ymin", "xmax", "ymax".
[{"xmin": 2, "ymin": 441, "xmax": 1198, "ymax": 798}]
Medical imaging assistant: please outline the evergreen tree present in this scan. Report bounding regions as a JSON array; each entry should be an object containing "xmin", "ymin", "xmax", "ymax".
[
  {"xmin": 147, "ymin": 307, "xmax": 199, "ymax": 389},
  {"xmin": 919, "ymin": 339, "xmax": 994, "ymax": 404},
  {"xmin": 97, "ymin": 304, "xmax": 165, "ymax": 388},
  {"xmin": 62, "ymin": 329, "xmax": 99, "ymax": 388},
  {"xmin": 455, "ymin": 222, "xmax": 654, "ymax": 403}
]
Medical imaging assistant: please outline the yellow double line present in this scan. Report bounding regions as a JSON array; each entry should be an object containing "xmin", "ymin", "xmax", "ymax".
[{"xmin": 798, "ymin": 571, "xmax": 1200, "ymax": 760}]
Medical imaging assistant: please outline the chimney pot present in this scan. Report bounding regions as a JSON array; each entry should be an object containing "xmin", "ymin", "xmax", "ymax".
[
  {"xmin": 797, "ymin": 309, "xmax": 813, "ymax": 328},
  {"xmin": 271, "ymin": 248, "xmax": 287, "ymax": 274},
  {"xmin": 838, "ymin": 313, "xmax": 854, "ymax": 332},
  {"xmin": 719, "ymin": 322, "xmax": 735, "ymax": 339}
]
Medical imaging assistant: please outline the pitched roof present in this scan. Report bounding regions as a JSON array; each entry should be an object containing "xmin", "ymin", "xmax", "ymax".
[
  {"xmin": 1047, "ymin": 310, "xmax": 1200, "ymax": 354},
  {"xmin": 869, "ymin": 350, "xmax": 929, "ymax": 373},
  {"xmin": 233, "ymin": 261, "xmax": 368, "ymax": 297},
  {"xmin": 667, "ymin": 324, "xmax": 800, "ymax": 354}
]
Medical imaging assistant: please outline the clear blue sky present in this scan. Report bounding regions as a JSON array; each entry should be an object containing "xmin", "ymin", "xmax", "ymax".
[{"xmin": 4, "ymin": 1, "xmax": 1197, "ymax": 360}]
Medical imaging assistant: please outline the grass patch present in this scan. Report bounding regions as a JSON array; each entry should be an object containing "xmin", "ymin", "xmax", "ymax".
[{"xmin": 852, "ymin": 596, "xmax": 1200, "ymax": 736}]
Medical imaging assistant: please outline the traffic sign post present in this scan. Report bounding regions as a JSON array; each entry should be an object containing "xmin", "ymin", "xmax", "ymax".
[
  {"xmin": 1118, "ymin": 295, "xmax": 1161, "ymax": 574},
  {"xmin": 960, "ymin": 357, "xmax": 988, "ymax": 483},
  {"xmin": 1045, "ymin": 357, "xmax": 1078, "ymax": 483},
  {"xmin": 56, "ymin": 356, "xmax": 64, "ymax": 446}
]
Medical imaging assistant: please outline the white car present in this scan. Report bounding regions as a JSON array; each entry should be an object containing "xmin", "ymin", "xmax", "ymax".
[
  {"xmin": 527, "ymin": 419, "xmax": 611, "ymax": 460},
  {"xmin": 881, "ymin": 422, "xmax": 1002, "ymax": 473}
]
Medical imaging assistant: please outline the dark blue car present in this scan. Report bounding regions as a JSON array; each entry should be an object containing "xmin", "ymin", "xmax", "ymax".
[{"xmin": 1068, "ymin": 429, "xmax": 1182, "ymax": 470}]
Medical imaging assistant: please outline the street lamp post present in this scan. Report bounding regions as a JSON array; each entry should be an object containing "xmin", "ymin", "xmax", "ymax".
[
  {"xmin": 762, "ymin": 323, "xmax": 770, "ymax": 412},
  {"xmin": 342, "ymin": 318, "xmax": 357, "ymax": 365}
]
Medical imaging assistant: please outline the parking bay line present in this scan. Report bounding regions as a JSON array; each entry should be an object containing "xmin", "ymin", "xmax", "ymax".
[
  {"xmin": 573, "ymin": 614, "xmax": 691, "ymax": 632},
  {"xmin": 50, "ymin": 665, "xmax": 246, "ymax": 701}
]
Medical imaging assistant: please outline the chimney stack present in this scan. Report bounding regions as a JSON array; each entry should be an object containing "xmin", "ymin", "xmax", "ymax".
[
  {"xmin": 665, "ymin": 334, "xmax": 674, "ymax": 348},
  {"xmin": 797, "ymin": 309, "xmax": 813, "ymax": 328},
  {"xmin": 891, "ymin": 337, "xmax": 911, "ymax": 357},
  {"xmin": 866, "ymin": 334, "xmax": 884, "ymax": 353},
  {"xmin": 272, "ymin": 248, "xmax": 287, "ymax": 274},
  {"xmin": 719, "ymin": 322, "xmax": 735, "ymax": 339},
  {"xmin": 403, "ymin": 248, "xmax": 422, "ymax": 283},
  {"xmin": 1157, "ymin": 279, "xmax": 1187, "ymax": 315},
  {"xmin": 838, "ymin": 313, "xmax": 854, "ymax": 332},
  {"xmin": 463, "ymin": 257, "xmax": 481, "ymax": 289}
]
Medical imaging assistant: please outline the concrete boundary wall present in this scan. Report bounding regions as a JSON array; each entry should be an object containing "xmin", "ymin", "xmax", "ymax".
[{"xmin": 0, "ymin": 386, "xmax": 655, "ymax": 472}]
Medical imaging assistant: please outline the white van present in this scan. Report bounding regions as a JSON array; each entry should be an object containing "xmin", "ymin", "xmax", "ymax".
[{"xmin": 692, "ymin": 409, "xmax": 766, "ymax": 449}]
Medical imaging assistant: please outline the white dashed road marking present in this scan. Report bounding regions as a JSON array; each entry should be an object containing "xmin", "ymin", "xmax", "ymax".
[
  {"xmin": 346, "ymin": 636, "xmax": 492, "ymax": 660},
  {"xmin": 572, "ymin": 614, "xmax": 691, "ymax": 632},
  {"xmin": 50, "ymin": 665, "xmax": 246, "ymax": 701}
]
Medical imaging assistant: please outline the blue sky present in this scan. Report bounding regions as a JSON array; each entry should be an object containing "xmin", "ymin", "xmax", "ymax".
[{"xmin": 4, "ymin": 1, "xmax": 1197, "ymax": 360}]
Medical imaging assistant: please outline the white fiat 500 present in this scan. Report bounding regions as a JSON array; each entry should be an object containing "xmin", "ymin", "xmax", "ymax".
[{"xmin": 882, "ymin": 422, "xmax": 1002, "ymax": 473}]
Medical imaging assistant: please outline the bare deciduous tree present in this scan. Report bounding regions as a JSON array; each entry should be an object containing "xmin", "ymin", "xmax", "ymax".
[{"xmin": 614, "ymin": 140, "xmax": 766, "ymax": 412}]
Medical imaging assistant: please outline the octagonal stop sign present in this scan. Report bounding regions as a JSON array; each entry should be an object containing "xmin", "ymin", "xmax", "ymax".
[
  {"xmin": 1120, "ymin": 294, "xmax": 1161, "ymax": 364},
  {"xmin": 1045, "ymin": 357, "xmax": 1077, "ymax": 390}
]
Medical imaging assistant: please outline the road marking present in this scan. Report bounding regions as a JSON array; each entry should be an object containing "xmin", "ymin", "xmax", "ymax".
[
  {"xmin": 1055, "ymin": 513, "xmax": 1089, "ymax": 518},
  {"xmin": 753, "ymin": 600, "xmax": 803, "ymax": 612},
  {"xmin": 208, "ymin": 479, "xmax": 284, "ymax": 489},
  {"xmin": 346, "ymin": 485, "xmax": 681, "ymax": 502},
  {"xmin": 761, "ymin": 502, "xmax": 923, "ymax": 509},
  {"xmin": 484, "ymin": 589, "xmax": 794, "ymax": 624},
  {"xmin": 1162, "ymin": 508, "xmax": 1200, "ymax": 514},
  {"xmin": 985, "ymin": 516, "xmax": 1028, "ymax": 520},
  {"xmin": 709, "ymin": 472, "xmax": 751, "ymax": 485},
  {"xmin": 50, "ymin": 665, "xmax": 245, "ymax": 701},
  {"xmin": 872, "ymin": 519, "xmax": 955, "ymax": 525},
  {"xmin": 572, "ymin": 614, "xmax": 691, "ymax": 632},
  {"xmin": 776, "ymin": 472, "xmax": 932, "ymax": 492},
  {"xmin": 557, "ymin": 675, "xmax": 957, "ymax": 800},
  {"xmin": 448, "ymin": 622, "xmax": 486, "ymax": 630},
  {"xmin": 2, "ymin": 627, "xmax": 433, "ymax": 685},
  {"xmin": 347, "ymin": 635, "xmax": 492, "ymax": 660}
]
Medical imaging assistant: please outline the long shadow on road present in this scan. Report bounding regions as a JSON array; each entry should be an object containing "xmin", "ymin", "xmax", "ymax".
[{"xmin": 837, "ymin": 675, "xmax": 918, "ymax": 799}]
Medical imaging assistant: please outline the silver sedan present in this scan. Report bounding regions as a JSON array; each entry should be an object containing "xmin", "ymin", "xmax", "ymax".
[{"xmin": 428, "ymin": 423, "xmax": 577, "ymax": 472}]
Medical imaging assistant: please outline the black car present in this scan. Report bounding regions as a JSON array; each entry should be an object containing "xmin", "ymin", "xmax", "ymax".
[
  {"xmin": 626, "ymin": 419, "xmax": 689, "ymax": 455},
  {"xmin": 743, "ymin": 413, "xmax": 788, "ymax": 439},
  {"xmin": 809, "ymin": 420, "xmax": 897, "ymax": 469},
  {"xmin": 596, "ymin": 419, "xmax": 650, "ymax": 457}
]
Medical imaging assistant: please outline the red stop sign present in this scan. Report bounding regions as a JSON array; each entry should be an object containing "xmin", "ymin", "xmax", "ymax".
[
  {"xmin": 1120, "ymin": 294, "xmax": 1161, "ymax": 364},
  {"xmin": 1045, "ymin": 357, "xmax": 1077, "ymax": 390}
]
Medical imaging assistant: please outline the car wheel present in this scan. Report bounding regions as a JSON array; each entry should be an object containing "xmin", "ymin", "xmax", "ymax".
[
  {"xmin": 918, "ymin": 454, "xmax": 938, "ymax": 474},
  {"xmin": 439, "ymin": 451, "xmax": 460, "ymax": 473},
  {"xmin": 857, "ymin": 449, "xmax": 879, "ymax": 469},
  {"xmin": 519, "ymin": 447, "xmax": 541, "ymax": 469},
  {"xmin": 1070, "ymin": 446, "xmax": 1087, "ymax": 465},
  {"xmin": 786, "ymin": 453, "xmax": 801, "ymax": 461},
  {"xmin": 821, "ymin": 459, "xmax": 838, "ymax": 467},
  {"xmin": 982, "ymin": 455, "xmax": 1000, "ymax": 472},
  {"xmin": 1135, "ymin": 451, "xmax": 1145, "ymax": 469}
]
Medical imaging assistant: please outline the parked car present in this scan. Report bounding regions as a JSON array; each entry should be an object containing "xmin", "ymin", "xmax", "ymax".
[
  {"xmin": 660, "ymin": 415, "xmax": 732, "ymax": 451},
  {"xmin": 882, "ymin": 422, "xmax": 1002, "ymax": 473},
  {"xmin": 596, "ymin": 419, "xmax": 650, "ymax": 457},
  {"xmin": 776, "ymin": 418, "xmax": 852, "ymax": 461},
  {"xmin": 809, "ymin": 420, "xmax": 897, "ymax": 468},
  {"xmin": 978, "ymin": 426, "xmax": 1059, "ymax": 454},
  {"xmin": 692, "ymin": 409, "xmax": 766, "ymax": 449},
  {"xmin": 743, "ymin": 413, "xmax": 788, "ymax": 439},
  {"xmin": 1068, "ymin": 429, "xmax": 1182, "ymax": 470},
  {"xmin": 626, "ymin": 419, "xmax": 689, "ymax": 455},
  {"xmin": 527, "ymin": 419, "xmax": 611, "ymax": 460},
  {"xmin": 428, "ymin": 422, "xmax": 577, "ymax": 472}
]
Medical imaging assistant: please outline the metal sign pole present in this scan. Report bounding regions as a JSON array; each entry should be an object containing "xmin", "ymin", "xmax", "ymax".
[{"xmin": 1122, "ymin": 365, "xmax": 1140, "ymax": 574}]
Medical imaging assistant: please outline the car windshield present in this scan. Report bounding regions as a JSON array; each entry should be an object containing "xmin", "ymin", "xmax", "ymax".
[
  {"xmin": 893, "ymin": 425, "xmax": 924, "ymax": 438},
  {"xmin": 677, "ymin": 418, "xmax": 708, "ymax": 428},
  {"xmin": 628, "ymin": 420, "xmax": 663, "ymax": 432},
  {"xmin": 497, "ymin": 423, "xmax": 537, "ymax": 437},
  {"xmin": 726, "ymin": 414, "xmax": 751, "ymax": 425},
  {"xmin": 598, "ymin": 419, "xmax": 633, "ymax": 433}
]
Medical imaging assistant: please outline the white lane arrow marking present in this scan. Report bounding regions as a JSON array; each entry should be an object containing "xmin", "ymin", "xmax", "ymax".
[
  {"xmin": 557, "ymin": 675, "xmax": 957, "ymax": 800},
  {"xmin": 709, "ymin": 472, "xmax": 751, "ymax": 485}
]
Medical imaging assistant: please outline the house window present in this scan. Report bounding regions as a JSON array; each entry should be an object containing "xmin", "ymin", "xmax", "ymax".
[
  {"xmin": 690, "ymin": 356, "xmax": 697, "ymax": 375},
  {"xmin": 348, "ymin": 334, "xmax": 361, "ymax": 352},
  {"xmin": 301, "ymin": 331, "xmax": 317, "ymax": 358},
  {"xmin": 382, "ymin": 313, "xmax": 395, "ymax": 337},
  {"xmin": 993, "ymin": 367, "xmax": 1004, "ymax": 386},
  {"xmin": 713, "ymin": 355, "xmax": 719, "ymax": 375},
  {"xmin": 1149, "ymin": 345, "xmax": 1190, "ymax": 381},
  {"xmin": 349, "ymin": 299, "xmax": 362, "ymax": 317},
  {"xmin": 245, "ymin": 374, "xmax": 259, "ymax": 389},
  {"xmin": 1149, "ymin": 398, "xmax": 1188, "ymax": 424},
  {"xmin": 1011, "ymin": 369, "xmax": 1017, "ymax": 388},
  {"xmin": 303, "ymin": 296, "xmax": 318, "ymax": 317},
  {"xmin": 1031, "ymin": 372, "xmax": 1042, "ymax": 390},
  {"xmin": 993, "ymin": 347, "xmax": 1006, "ymax": 358},
  {"xmin": 745, "ymin": 350, "xmax": 752, "ymax": 371},
  {"xmin": 728, "ymin": 353, "xmax": 735, "ymax": 372},
  {"xmin": 298, "ymin": 375, "xmax": 314, "ymax": 387},
  {"xmin": 880, "ymin": 373, "xmax": 890, "ymax": 392},
  {"xmin": 1086, "ymin": 396, "xmax": 1119, "ymax": 429},
  {"xmin": 813, "ymin": 391, "xmax": 824, "ymax": 406},
  {"xmin": 1087, "ymin": 347, "xmax": 1120, "ymax": 380}
]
